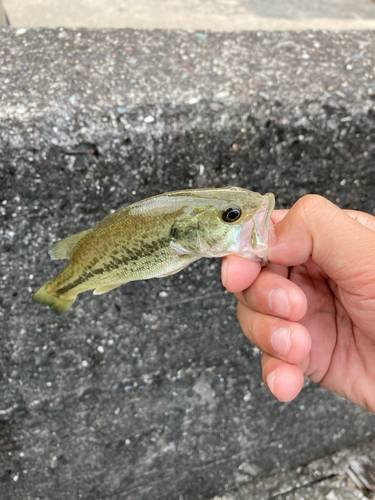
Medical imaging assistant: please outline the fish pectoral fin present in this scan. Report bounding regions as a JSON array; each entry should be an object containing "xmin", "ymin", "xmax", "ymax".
[
  {"xmin": 170, "ymin": 240, "xmax": 192, "ymax": 256},
  {"xmin": 170, "ymin": 217, "xmax": 199, "ymax": 254},
  {"xmin": 49, "ymin": 230, "xmax": 90, "ymax": 260},
  {"xmin": 93, "ymin": 283, "xmax": 122, "ymax": 295}
]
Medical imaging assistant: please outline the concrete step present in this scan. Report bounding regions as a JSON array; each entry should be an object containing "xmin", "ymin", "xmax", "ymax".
[{"xmin": 3, "ymin": 0, "xmax": 375, "ymax": 29}]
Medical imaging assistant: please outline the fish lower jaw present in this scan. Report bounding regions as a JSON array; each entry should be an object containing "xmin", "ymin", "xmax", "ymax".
[
  {"xmin": 236, "ymin": 246, "xmax": 268, "ymax": 262},
  {"xmin": 237, "ymin": 199, "xmax": 274, "ymax": 262}
]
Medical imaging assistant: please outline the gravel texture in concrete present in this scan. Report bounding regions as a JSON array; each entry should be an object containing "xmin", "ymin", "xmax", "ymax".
[{"xmin": 0, "ymin": 28, "xmax": 375, "ymax": 500}]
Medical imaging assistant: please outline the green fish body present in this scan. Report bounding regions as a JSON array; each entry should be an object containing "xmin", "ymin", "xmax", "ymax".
[{"xmin": 33, "ymin": 187, "xmax": 275, "ymax": 312}]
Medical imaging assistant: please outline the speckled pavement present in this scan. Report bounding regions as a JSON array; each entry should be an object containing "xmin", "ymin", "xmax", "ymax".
[{"xmin": 1, "ymin": 28, "xmax": 375, "ymax": 500}]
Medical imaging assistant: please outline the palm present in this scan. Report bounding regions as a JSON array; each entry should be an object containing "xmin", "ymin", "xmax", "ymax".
[{"xmin": 288, "ymin": 259, "xmax": 375, "ymax": 411}]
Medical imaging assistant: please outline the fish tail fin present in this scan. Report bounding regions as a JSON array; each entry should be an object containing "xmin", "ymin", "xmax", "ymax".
[{"xmin": 33, "ymin": 281, "xmax": 76, "ymax": 312}]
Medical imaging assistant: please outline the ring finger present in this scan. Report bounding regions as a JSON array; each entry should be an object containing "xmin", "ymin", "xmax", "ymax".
[{"xmin": 237, "ymin": 301, "xmax": 311, "ymax": 364}]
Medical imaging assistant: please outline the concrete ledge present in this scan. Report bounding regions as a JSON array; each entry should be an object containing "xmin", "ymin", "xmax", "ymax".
[
  {"xmin": 4, "ymin": 0, "xmax": 375, "ymax": 30},
  {"xmin": 1, "ymin": 28, "xmax": 375, "ymax": 500}
]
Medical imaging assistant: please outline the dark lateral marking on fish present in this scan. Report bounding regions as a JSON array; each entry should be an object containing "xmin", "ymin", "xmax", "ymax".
[
  {"xmin": 56, "ymin": 236, "xmax": 171, "ymax": 295},
  {"xmin": 56, "ymin": 276, "xmax": 87, "ymax": 295},
  {"xmin": 110, "ymin": 237, "xmax": 171, "ymax": 270}
]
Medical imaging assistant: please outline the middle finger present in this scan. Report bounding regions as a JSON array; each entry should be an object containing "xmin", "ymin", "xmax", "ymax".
[
  {"xmin": 236, "ymin": 268, "xmax": 308, "ymax": 322},
  {"xmin": 237, "ymin": 301, "xmax": 311, "ymax": 364}
]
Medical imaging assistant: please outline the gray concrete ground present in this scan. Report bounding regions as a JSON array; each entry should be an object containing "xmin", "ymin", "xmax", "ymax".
[
  {"xmin": 1, "ymin": 27, "xmax": 375, "ymax": 500},
  {"xmin": 3, "ymin": 0, "xmax": 375, "ymax": 30}
]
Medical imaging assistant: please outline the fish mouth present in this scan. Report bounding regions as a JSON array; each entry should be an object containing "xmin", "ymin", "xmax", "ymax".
[{"xmin": 239, "ymin": 193, "xmax": 275, "ymax": 262}]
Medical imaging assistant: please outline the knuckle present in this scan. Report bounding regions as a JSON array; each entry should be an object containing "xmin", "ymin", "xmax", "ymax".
[
  {"xmin": 292, "ymin": 195, "xmax": 333, "ymax": 235},
  {"xmin": 295, "ymin": 194, "xmax": 330, "ymax": 218}
]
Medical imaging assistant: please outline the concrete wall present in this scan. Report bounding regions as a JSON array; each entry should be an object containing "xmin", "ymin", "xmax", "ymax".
[{"xmin": 0, "ymin": 28, "xmax": 375, "ymax": 500}]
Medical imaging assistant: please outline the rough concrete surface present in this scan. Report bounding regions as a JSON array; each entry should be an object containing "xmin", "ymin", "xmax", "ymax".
[
  {"xmin": 213, "ymin": 440, "xmax": 375, "ymax": 499},
  {"xmin": 0, "ymin": 28, "xmax": 375, "ymax": 500}
]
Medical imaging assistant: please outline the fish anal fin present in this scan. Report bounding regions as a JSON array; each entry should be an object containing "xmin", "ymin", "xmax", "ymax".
[
  {"xmin": 49, "ymin": 230, "xmax": 89, "ymax": 260},
  {"xmin": 93, "ymin": 283, "xmax": 122, "ymax": 295},
  {"xmin": 156, "ymin": 257, "xmax": 199, "ymax": 278}
]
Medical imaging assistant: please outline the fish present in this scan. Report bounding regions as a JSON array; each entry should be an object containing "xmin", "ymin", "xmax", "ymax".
[{"xmin": 33, "ymin": 187, "xmax": 275, "ymax": 312}]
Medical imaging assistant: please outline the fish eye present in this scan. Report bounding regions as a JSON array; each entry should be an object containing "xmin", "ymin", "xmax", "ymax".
[{"xmin": 222, "ymin": 207, "xmax": 242, "ymax": 223}]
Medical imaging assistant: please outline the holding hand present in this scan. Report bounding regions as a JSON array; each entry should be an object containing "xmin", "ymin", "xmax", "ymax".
[{"xmin": 222, "ymin": 195, "xmax": 375, "ymax": 413}]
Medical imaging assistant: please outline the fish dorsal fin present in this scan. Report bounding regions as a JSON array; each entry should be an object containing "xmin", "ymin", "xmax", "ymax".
[{"xmin": 49, "ymin": 230, "xmax": 89, "ymax": 260}]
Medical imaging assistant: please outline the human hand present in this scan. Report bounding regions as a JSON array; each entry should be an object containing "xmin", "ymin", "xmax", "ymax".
[{"xmin": 222, "ymin": 195, "xmax": 375, "ymax": 412}]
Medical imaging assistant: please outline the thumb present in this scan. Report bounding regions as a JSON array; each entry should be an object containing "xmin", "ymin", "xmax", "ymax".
[{"xmin": 267, "ymin": 195, "xmax": 375, "ymax": 290}]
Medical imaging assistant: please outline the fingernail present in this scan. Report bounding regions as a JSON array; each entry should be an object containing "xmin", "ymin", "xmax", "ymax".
[
  {"xmin": 268, "ymin": 288, "xmax": 290, "ymax": 318},
  {"xmin": 271, "ymin": 326, "xmax": 291, "ymax": 357},
  {"xmin": 221, "ymin": 259, "xmax": 228, "ymax": 288},
  {"xmin": 267, "ymin": 370, "xmax": 276, "ymax": 395}
]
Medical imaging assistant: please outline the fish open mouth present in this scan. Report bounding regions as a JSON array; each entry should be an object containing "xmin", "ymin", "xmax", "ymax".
[{"xmin": 239, "ymin": 193, "xmax": 275, "ymax": 262}]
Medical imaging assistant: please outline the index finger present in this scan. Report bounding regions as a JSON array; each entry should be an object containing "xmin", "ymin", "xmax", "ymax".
[{"xmin": 221, "ymin": 256, "xmax": 261, "ymax": 294}]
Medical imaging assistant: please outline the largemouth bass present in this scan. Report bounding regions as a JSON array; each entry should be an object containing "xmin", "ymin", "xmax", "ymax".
[{"xmin": 33, "ymin": 187, "xmax": 275, "ymax": 312}]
